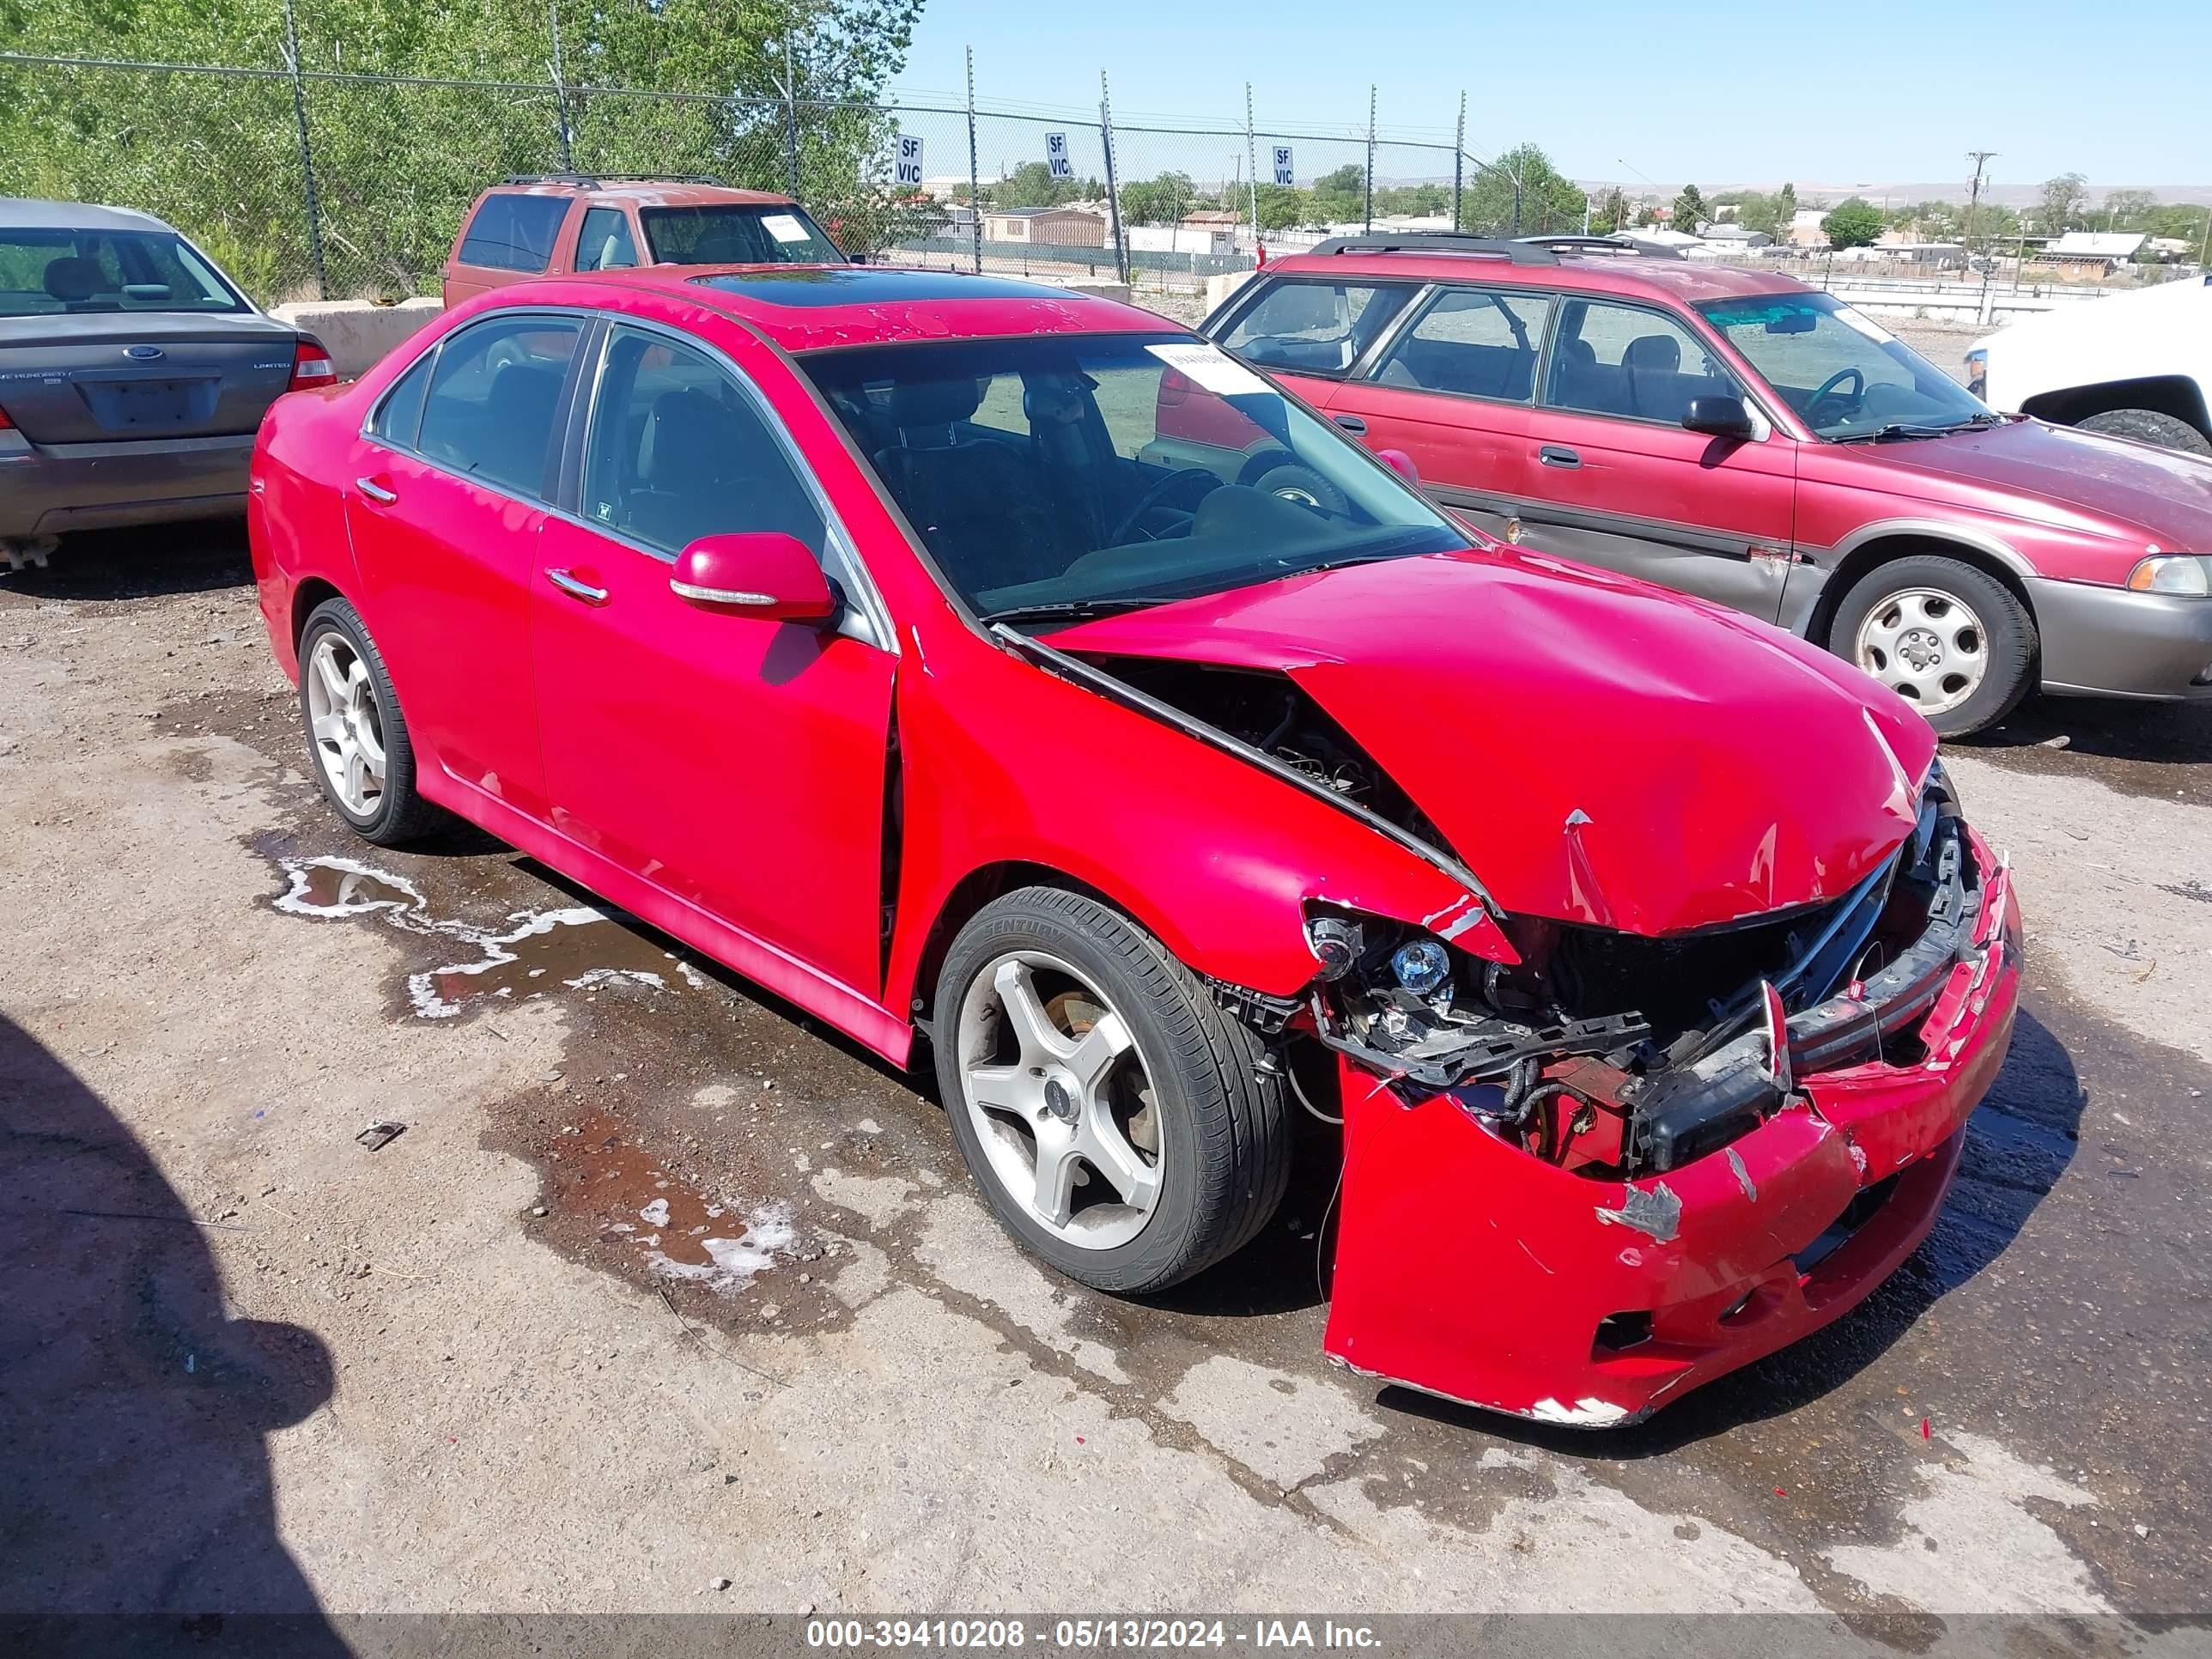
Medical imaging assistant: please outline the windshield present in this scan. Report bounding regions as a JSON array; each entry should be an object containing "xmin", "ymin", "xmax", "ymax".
[
  {"xmin": 641, "ymin": 205, "xmax": 844, "ymax": 265},
  {"xmin": 1698, "ymin": 293, "xmax": 1990, "ymax": 440},
  {"xmin": 0, "ymin": 228, "xmax": 246, "ymax": 318},
  {"xmin": 800, "ymin": 332, "xmax": 1466, "ymax": 617}
]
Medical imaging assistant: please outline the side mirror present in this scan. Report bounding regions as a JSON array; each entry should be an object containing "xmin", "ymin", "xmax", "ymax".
[
  {"xmin": 670, "ymin": 532, "xmax": 837, "ymax": 623},
  {"xmin": 1376, "ymin": 447, "xmax": 1419, "ymax": 486},
  {"xmin": 1682, "ymin": 395, "xmax": 1756, "ymax": 440}
]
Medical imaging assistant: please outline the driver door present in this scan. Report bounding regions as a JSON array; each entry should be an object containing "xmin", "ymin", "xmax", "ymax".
[
  {"xmin": 531, "ymin": 322, "xmax": 896, "ymax": 999},
  {"xmin": 1515, "ymin": 297, "xmax": 1799, "ymax": 623}
]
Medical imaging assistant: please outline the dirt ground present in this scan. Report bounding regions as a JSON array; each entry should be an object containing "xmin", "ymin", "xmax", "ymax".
[{"xmin": 3, "ymin": 522, "xmax": 2210, "ymax": 1641}]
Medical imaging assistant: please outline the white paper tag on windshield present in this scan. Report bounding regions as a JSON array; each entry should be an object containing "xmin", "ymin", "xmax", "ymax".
[
  {"xmin": 762, "ymin": 213, "xmax": 810, "ymax": 245},
  {"xmin": 1146, "ymin": 343, "xmax": 1272, "ymax": 398},
  {"xmin": 1832, "ymin": 304, "xmax": 1898, "ymax": 345}
]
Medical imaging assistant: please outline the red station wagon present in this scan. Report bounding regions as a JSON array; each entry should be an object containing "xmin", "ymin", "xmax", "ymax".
[
  {"xmin": 249, "ymin": 264, "xmax": 2020, "ymax": 1426},
  {"xmin": 1183, "ymin": 234, "xmax": 2212, "ymax": 735}
]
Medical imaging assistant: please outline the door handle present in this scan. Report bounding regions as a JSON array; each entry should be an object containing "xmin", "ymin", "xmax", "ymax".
[
  {"xmin": 545, "ymin": 568, "xmax": 610, "ymax": 606},
  {"xmin": 1537, "ymin": 445, "xmax": 1581, "ymax": 469},
  {"xmin": 1333, "ymin": 414, "xmax": 1369, "ymax": 434},
  {"xmin": 355, "ymin": 476, "xmax": 398, "ymax": 504}
]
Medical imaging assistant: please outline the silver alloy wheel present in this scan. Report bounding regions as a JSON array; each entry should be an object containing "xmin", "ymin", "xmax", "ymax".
[
  {"xmin": 955, "ymin": 951, "xmax": 1163, "ymax": 1250},
  {"xmin": 1854, "ymin": 586, "xmax": 1988, "ymax": 715},
  {"xmin": 1271, "ymin": 483, "xmax": 1322, "ymax": 508},
  {"xmin": 305, "ymin": 632, "xmax": 387, "ymax": 817}
]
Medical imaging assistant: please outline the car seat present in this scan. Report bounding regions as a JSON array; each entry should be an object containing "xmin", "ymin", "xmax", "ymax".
[
  {"xmin": 870, "ymin": 377, "xmax": 1063, "ymax": 592},
  {"xmin": 626, "ymin": 386, "xmax": 823, "ymax": 552},
  {"xmin": 1620, "ymin": 333, "xmax": 1684, "ymax": 422},
  {"xmin": 43, "ymin": 257, "xmax": 107, "ymax": 311}
]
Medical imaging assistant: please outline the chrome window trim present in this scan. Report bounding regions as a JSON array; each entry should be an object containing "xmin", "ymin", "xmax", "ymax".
[{"xmin": 569, "ymin": 314, "xmax": 895, "ymax": 653}]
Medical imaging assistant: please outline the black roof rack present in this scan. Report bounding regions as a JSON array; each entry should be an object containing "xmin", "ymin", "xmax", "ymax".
[
  {"xmin": 500, "ymin": 172, "xmax": 731, "ymax": 189},
  {"xmin": 1306, "ymin": 232, "xmax": 1559, "ymax": 264}
]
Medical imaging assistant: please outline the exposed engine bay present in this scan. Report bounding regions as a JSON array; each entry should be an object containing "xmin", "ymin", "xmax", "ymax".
[{"xmin": 1086, "ymin": 656, "xmax": 1985, "ymax": 1181}]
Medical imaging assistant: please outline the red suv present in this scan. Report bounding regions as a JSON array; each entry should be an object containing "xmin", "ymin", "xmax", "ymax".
[{"xmin": 1185, "ymin": 234, "xmax": 2212, "ymax": 735}]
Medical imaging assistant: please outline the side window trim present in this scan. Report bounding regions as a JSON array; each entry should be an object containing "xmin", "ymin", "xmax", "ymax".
[
  {"xmin": 362, "ymin": 338, "xmax": 441, "ymax": 449},
  {"xmin": 1212, "ymin": 277, "xmax": 1425, "ymax": 381},
  {"xmin": 356, "ymin": 307, "xmax": 591, "ymax": 508},
  {"xmin": 558, "ymin": 315, "xmax": 896, "ymax": 653},
  {"xmin": 1535, "ymin": 294, "xmax": 1755, "ymax": 430},
  {"xmin": 1357, "ymin": 282, "xmax": 1558, "ymax": 404}
]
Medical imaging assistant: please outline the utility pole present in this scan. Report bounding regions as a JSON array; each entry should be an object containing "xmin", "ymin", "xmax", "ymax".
[
  {"xmin": 1098, "ymin": 70, "xmax": 1128, "ymax": 286},
  {"xmin": 1966, "ymin": 150, "xmax": 1996, "ymax": 322},
  {"xmin": 964, "ymin": 46, "xmax": 981, "ymax": 275},
  {"xmin": 1452, "ymin": 89, "xmax": 1466, "ymax": 232},
  {"xmin": 1244, "ymin": 83, "xmax": 1260, "ymax": 254}
]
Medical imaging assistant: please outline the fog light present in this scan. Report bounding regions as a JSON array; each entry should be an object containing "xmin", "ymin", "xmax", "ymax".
[
  {"xmin": 1390, "ymin": 938, "xmax": 1451, "ymax": 995},
  {"xmin": 1305, "ymin": 916, "xmax": 1364, "ymax": 980}
]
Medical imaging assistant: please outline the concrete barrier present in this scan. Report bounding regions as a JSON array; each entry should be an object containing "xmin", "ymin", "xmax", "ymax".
[
  {"xmin": 269, "ymin": 297, "xmax": 442, "ymax": 379},
  {"xmin": 1204, "ymin": 270, "xmax": 1255, "ymax": 319},
  {"xmin": 1044, "ymin": 277, "xmax": 1132, "ymax": 305}
]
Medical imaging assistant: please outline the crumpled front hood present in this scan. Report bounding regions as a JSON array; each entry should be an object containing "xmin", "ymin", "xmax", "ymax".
[{"xmin": 1050, "ymin": 548, "xmax": 1936, "ymax": 936}]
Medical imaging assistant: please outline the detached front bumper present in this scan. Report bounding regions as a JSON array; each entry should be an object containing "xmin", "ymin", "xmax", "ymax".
[
  {"xmin": 2029, "ymin": 575, "xmax": 2212, "ymax": 702},
  {"xmin": 1322, "ymin": 829, "xmax": 2021, "ymax": 1425}
]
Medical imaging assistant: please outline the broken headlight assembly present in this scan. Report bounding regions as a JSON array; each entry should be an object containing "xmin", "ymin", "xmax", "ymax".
[{"xmin": 1301, "ymin": 763, "xmax": 1984, "ymax": 1178}]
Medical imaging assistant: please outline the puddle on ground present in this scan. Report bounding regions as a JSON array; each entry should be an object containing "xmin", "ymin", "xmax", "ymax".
[
  {"xmin": 270, "ymin": 854, "xmax": 713, "ymax": 1019},
  {"xmin": 545, "ymin": 1109, "xmax": 796, "ymax": 1293}
]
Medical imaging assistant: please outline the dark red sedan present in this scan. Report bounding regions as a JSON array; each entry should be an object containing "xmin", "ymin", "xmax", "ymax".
[{"xmin": 249, "ymin": 264, "xmax": 2021, "ymax": 1426}]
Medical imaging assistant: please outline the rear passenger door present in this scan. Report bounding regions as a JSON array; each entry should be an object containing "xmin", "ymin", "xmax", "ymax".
[
  {"xmin": 1328, "ymin": 284, "xmax": 1551, "ymax": 540},
  {"xmin": 1513, "ymin": 296, "xmax": 1797, "ymax": 621}
]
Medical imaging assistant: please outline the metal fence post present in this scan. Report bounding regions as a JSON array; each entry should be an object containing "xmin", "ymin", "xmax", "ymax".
[
  {"xmin": 1098, "ymin": 70, "xmax": 1129, "ymax": 286},
  {"xmin": 782, "ymin": 33, "xmax": 801, "ymax": 198},
  {"xmin": 966, "ymin": 46, "xmax": 981, "ymax": 275},
  {"xmin": 1452, "ymin": 90, "xmax": 1466, "ymax": 232},
  {"xmin": 280, "ymin": 0, "xmax": 329, "ymax": 300},
  {"xmin": 1243, "ymin": 83, "xmax": 1259, "ymax": 258},
  {"xmin": 548, "ymin": 0, "xmax": 574, "ymax": 171},
  {"xmin": 1363, "ymin": 85, "xmax": 1375, "ymax": 233}
]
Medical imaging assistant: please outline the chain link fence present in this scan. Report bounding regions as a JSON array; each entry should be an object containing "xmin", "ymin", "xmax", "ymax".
[{"xmin": 0, "ymin": 39, "xmax": 1509, "ymax": 313}]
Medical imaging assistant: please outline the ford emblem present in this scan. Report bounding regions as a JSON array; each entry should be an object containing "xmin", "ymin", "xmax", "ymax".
[{"xmin": 125, "ymin": 344, "xmax": 166, "ymax": 362}]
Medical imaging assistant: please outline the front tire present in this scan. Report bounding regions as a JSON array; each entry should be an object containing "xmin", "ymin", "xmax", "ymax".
[
  {"xmin": 933, "ymin": 887, "xmax": 1291, "ymax": 1294},
  {"xmin": 1828, "ymin": 555, "xmax": 2036, "ymax": 737},
  {"xmin": 297, "ymin": 597, "xmax": 446, "ymax": 845},
  {"xmin": 2075, "ymin": 407, "xmax": 2212, "ymax": 457}
]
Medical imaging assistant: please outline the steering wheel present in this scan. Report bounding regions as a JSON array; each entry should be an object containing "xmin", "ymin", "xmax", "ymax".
[
  {"xmin": 1105, "ymin": 467, "xmax": 1220, "ymax": 546},
  {"xmin": 1804, "ymin": 367, "xmax": 1866, "ymax": 424}
]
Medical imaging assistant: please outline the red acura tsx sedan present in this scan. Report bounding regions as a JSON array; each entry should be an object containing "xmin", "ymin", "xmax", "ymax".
[{"xmin": 248, "ymin": 264, "xmax": 2021, "ymax": 1426}]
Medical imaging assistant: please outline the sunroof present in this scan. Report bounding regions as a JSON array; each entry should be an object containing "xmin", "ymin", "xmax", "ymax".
[{"xmin": 690, "ymin": 268, "xmax": 1077, "ymax": 307}]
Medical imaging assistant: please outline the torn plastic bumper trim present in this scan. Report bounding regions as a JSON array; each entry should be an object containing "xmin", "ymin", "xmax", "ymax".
[{"xmin": 1320, "ymin": 826, "xmax": 2019, "ymax": 1424}]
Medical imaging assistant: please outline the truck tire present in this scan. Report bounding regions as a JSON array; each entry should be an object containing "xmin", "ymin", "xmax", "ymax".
[{"xmin": 2076, "ymin": 408, "xmax": 2212, "ymax": 456}]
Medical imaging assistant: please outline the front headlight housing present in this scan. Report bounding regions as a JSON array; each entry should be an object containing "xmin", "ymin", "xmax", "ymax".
[{"xmin": 2126, "ymin": 555, "xmax": 2212, "ymax": 598}]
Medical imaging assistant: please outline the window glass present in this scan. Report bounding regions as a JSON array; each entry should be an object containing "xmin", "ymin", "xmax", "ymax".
[
  {"xmin": 456, "ymin": 193, "xmax": 568, "ymax": 273},
  {"xmin": 574, "ymin": 208, "xmax": 639, "ymax": 272},
  {"xmin": 1541, "ymin": 299, "xmax": 1736, "ymax": 425},
  {"xmin": 370, "ymin": 351, "xmax": 434, "ymax": 447},
  {"xmin": 415, "ymin": 315, "xmax": 581, "ymax": 498},
  {"xmin": 801, "ymin": 333, "xmax": 1462, "ymax": 616},
  {"xmin": 1218, "ymin": 281, "xmax": 1415, "ymax": 377},
  {"xmin": 581, "ymin": 326, "xmax": 826, "ymax": 557},
  {"xmin": 1376, "ymin": 288, "xmax": 1553, "ymax": 402},
  {"xmin": 1698, "ymin": 293, "xmax": 1989, "ymax": 439},
  {"xmin": 640, "ymin": 205, "xmax": 844, "ymax": 265},
  {"xmin": 0, "ymin": 228, "xmax": 245, "ymax": 317}
]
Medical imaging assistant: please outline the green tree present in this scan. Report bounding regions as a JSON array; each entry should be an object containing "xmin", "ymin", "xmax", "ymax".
[
  {"xmin": 2099, "ymin": 188, "xmax": 2157, "ymax": 230},
  {"xmin": 1307, "ymin": 163, "xmax": 1367, "ymax": 222},
  {"xmin": 1589, "ymin": 185, "xmax": 1627, "ymax": 235},
  {"xmin": 2034, "ymin": 172, "xmax": 2088, "ymax": 234},
  {"xmin": 1462, "ymin": 143, "xmax": 1584, "ymax": 234},
  {"xmin": 1671, "ymin": 183, "xmax": 1708, "ymax": 231},
  {"xmin": 1820, "ymin": 197, "xmax": 1885, "ymax": 250},
  {"xmin": 1119, "ymin": 170, "xmax": 1196, "ymax": 227},
  {"xmin": 0, "ymin": 0, "xmax": 924, "ymax": 300},
  {"xmin": 1252, "ymin": 183, "xmax": 1310, "ymax": 231}
]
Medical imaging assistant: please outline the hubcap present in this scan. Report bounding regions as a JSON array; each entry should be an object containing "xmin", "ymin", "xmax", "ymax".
[
  {"xmin": 1855, "ymin": 587, "xmax": 1987, "ymax": 715},
  {"xmin": 305, "ymin": 633, "xmax": 387, "ymax": 817},
  {"xmin": 956, "ymin": 951, "xmax": 1162, "ymax": 1250}
]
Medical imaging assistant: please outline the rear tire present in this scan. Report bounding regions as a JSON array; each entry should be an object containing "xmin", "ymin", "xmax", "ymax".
[
  {"xmin": 2075, "ymin": 408, "xmax": 2212, "ymax": 456},
  {"xmin": 933, "ymin": 886, "xmax": 1291, "ymax": 1294},
  {"xmin": 297, "ymin": 597, "xmax": 447, "ymax": 846},
  {"xmin": 1828, "ymin": 555, "xmax": 2036, "ymax": 738}
]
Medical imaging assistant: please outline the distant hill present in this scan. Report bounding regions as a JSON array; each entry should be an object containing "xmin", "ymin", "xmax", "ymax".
[{"xmin": 1581, "ymin": 179, "xmax": 2212, "ymax": 210}]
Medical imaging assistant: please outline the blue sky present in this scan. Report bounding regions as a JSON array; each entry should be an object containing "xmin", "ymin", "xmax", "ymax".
[{"xmin": 890, "ymin": 0, "xmax": 2207, "ymax": 193}]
